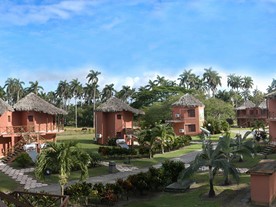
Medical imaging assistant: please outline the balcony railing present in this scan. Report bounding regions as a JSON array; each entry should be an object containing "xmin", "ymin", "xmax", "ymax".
[
  {"xmin": 268, "ymin": 112, "xmax": 276, "ymax": 120},
  {"xmin": 0, "ymin": 124, "xmax": 65, "ymax": 135},
  {"xmin": 0, "ymin": 191, "xmax": 69, "ymax": 207}
]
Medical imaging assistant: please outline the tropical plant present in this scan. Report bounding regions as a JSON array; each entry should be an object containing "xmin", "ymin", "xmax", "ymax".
[
  {"xmin": 217, "ymin": 133, "xmax": 254, "ymax": 185},
  {"xmin": 35, "ymin": 141, "xmax": 91, "ymax": 195},
  {"xmin": 152, "ymin": 123, "xmax": 175, "ymax": 154},
  {"xmin": 179, "ymin": 141, "xmax": 240, "ymax": 197}
]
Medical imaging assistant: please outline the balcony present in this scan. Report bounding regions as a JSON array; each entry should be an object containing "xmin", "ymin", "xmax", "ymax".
[{"xmin": 0, "ymin": 124, "xmax": 65, "ymax": 136}]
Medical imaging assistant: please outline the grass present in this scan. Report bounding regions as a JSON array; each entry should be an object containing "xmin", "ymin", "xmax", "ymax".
[
  {"xmin": 121, "ymin": 173, "xmax": 251, "ymax": 207},
  {"xmin": 124, "ymin": 143, "xmax": 202, "ymax": 168},
  {"xmin": 0, "ymin": 172, "xmax": 21, "ymax": 193}
]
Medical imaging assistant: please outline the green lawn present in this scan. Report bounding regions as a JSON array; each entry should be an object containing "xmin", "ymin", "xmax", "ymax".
[{"xmin": 0, "ymin": 172, "xmax": 21, "ymax": 193}]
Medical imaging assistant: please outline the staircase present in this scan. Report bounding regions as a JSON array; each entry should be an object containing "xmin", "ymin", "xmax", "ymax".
[
  {"xmin": 1, "ymin": 132, "xmax": 44, "ymax": 164},
  {"xmin": 261, "ymin": 143, "xmax": 276, "ymax": 159}
]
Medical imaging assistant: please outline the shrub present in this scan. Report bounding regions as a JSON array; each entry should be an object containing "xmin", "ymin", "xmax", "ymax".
[
  {"xmin": 107, "ymin": 138, "xmax": 117, "ymax": 146},
  {"xmin": 88, "ymin": 152, "xmax": 102, "ymax": 167},
  {"xmin": 14, "ymin": 152, "xmax": 34, "ymax": 168},
  {"xmin": 161, "ymin": 160, "xmax": 185, "ymax": 184}
]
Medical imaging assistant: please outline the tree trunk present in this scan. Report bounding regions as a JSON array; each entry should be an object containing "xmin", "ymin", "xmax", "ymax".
[
  {"xmin": 75, "ymin": 98, "xmax": 78, "ymax": 128},
  {"xmin": 161, "ymin": 144, "xmax": 164, "ymax": 154},
  {"xmin": 60, "ymin": 184, "xmax": 64, "ymax": 196},
  {"xmin": 208, "ymin": 167, "xmax": 216, "ymax": 197}
]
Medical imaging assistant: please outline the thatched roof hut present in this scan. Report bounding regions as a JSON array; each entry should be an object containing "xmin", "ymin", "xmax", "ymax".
[
  {"xmin": 13, "ymin": 93, "xmax": 67, "ymax": 115},
  {"xmin": 0, "ymin": 99, "xmax": 13, "ymax": 115},
  {"xmin": 236, "ymin": 100, "xmax": 255, "ymax": 110},
  {"xmin": 96, "ymin": 97, "xmax": 144, "ymax": 115},
  {"xmin": 258, "ymin": 100, "xmax": 267, "ymax": 109},
  {"xmin": 172, "ymin": 93, "xmax": 204, "ymax": 107}
]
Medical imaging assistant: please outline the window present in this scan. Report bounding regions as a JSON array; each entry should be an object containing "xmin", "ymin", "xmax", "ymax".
[
  {"xmin": 117, "ymin": 114, "xmax": 122, "ymax": 119},
  {"xmin": 188, "ymin": 109, "xmax": 195, "ymax": 117},
  {"xmin": 188, "ymin": 124, "xmax": 196, "ymax": 132},
  {"xmin": 8, "ymin": 116, "xmax": 11, "ymax": 122},
  {"xmin": 28, "ymin": 115, "xmax": 33, "ymax": 122}
]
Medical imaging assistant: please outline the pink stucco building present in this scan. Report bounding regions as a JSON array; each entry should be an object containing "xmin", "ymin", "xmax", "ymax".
[
  {"xmin": 95, "ymin": 97, "xmax": 144, "ymax": 145},
  {"xmin": 167, "ymin": 94, "xmax": 205, "ymax": 136},
  {"xmin": 0, "ymin": 93, "xmax": 67, "ymax": 159},
  {"xmin": 236, "ymin": 100, "xmax": 267, "ymax": 128},
  {"xmin": 266, "ymin": 91, "xmax": 276, "ymax": 141}
]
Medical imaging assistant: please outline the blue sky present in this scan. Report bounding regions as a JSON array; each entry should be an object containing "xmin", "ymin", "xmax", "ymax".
[{"xmin": 0, "ymin": 0, "xmax": 276, "ymax": 93}]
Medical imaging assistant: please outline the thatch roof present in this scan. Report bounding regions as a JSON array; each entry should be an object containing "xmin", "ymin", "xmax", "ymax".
[
  {"xmin": 265, "ymin": 90, "xmax": 276, "ymax": 98},
  {"xmin": 96, "ymin": 97, "xmax": 144, "ymax": 115},
  {"xmin": 172, "ymin": 94, "xmax": 204, "ymax": 107},
  {"xmin": 0, "ymin": 99, "xmax": 13, "ymax": 115},
  {"xmin": 14, "ymin": 93, "xmax": 67, "ymax": 115},
  {"xmin": 236, "ymin": 100, "xmax": 255, "ymax": 110},
  {"xmin": 258, "ymin": 100, "xmax": 267, "ymax": 109}
]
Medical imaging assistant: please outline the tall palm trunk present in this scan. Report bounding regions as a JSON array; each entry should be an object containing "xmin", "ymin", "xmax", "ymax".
[
  {"xmin": 75, "ymin": 98, "xmax": 78, "ymax": 128},
  {"xmin": 208, "ymin": 166, "xmax": 215, "ymax": 197}
]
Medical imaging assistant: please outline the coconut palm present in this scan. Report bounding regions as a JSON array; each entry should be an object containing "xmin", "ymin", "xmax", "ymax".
[
  {"xmin": 35, "ymin": 141, "xmax": 90, "ymax": 195},
  {"xmin": 180, "ymin": 141, "xmax": 239, "ymax": 197},
  {"xmin": 70, "ymin": 79, "xmax": 83, "ymax": 128}
]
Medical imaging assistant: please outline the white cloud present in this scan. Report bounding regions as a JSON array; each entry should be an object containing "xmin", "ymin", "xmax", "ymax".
[{"xmin": 0, "ymin": 0, "xmax": 96, "ymax": 25}]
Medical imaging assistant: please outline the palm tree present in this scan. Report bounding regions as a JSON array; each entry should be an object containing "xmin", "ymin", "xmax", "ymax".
[
  {"xmin": 56, "ymin": 80, "xmax": 70, "ymax": 109},
  {"xmin": 35, "ymin": 141, "xmax": 90, "ymax": 195},
  {"xmin": 180, "ymin": 141, "xmax": 239, "ymax": 197},
  {"xmin": 178, "ymin": 69, "xmax": 193, "ymax": 89},
  {"xmin": 153, "ymin": 123, "xmax": 175, "ymax": 154},
  {"xmin": 145, "ymin": 79, "xmax": 158, "ymax": 90},
  {"xmin": 203, "ymin": 68, "xmax": 221, "ymax": 97},
  {"xmin": 26, "ymin": 81, "xmax": 44, "ymax": 95},
  {"xmin": 101, "ymin": 84, "xmax": 116, "ymax": 102},
  {"xmin": 227, "ymin": 74, "xmax": 242, "ymax": 92},
  {"xmin": 218, "ymin": 133, "xmax": 254, "ymax": 185},
  {"xmin": 267, "ymin": 78, "xmax": 276, "ymax": 93},
  {"xmin": 0, "ymin": 86, "xmax": 6, "ymax": 100},
  {"xmin": 4, "ymin": 78, "xmax": 25, "ymax": 104},
  {"xmin": 86, "ymin": 69, "xmax": 101, "ymax": 128},
  {"xmin": 241, "ymin": 76, "xmax": 253, "ymax": 100},
  {"xmin": 138, "ymin": 128, "xmax": 157, "ymax": 159},
  {"xmin": 116, "ymin": 85, "xmax": 135, "ymax": 103},
  {"xmin": 70, "ymin": 79, "xmax": 83, "ymax": 128}
]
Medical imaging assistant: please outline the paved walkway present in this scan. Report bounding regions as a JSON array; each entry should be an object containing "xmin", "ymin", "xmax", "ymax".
[
  {"xmin": 1, "ymin": 149, "xmax": 249, "ymax": 196},
  {"xmin": 28, "ymin": 150, "xmax": 201, "ymax": 195},
  {"xmin": 0, "ymin": 162, "xmax": 48, "ymax": 190}
]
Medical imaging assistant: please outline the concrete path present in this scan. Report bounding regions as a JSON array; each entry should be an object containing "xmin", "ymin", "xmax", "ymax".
[
  {"xmin": 0, "ymin": 162, "xmax": 48, "ymax": 190},
  {"xmin": 29, "ymin": 150, "xmax": 201, "ymax": 195}
]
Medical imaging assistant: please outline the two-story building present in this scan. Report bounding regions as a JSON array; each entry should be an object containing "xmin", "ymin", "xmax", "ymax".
[
  {"xmin": 167, "ymin": 93, "xmax": 205, "ymax": 136},
  {"xmin": 0, "ymin": 93, "xmax": 67, "ymax": 159},
  {"xmin": 236, "ymin": 100, "xmax": 267, "ymax": 128},
  {"xmin": 95, "ymin": 97, "xmax": 144, "ymax": 145},
  {"xmin": 265, "ymin": 91, "xmax": 276, "ymax": 141}
]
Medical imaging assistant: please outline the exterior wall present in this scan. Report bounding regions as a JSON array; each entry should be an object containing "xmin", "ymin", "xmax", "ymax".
[
  {"xmin": 171, "ymin": 105, "xmax": 203, "ymax": 136},
  {"xmin": 251, "ymin": 173, "xmax": 276, "ymax": 206},
  {"xmin": 237, "ymin": 108, "xmax": 268, "ymax": 128},
  {"xmin": 0, "ymin": 111, "xmax": 13, "ymax": 134},
  {"xmin": 96, "ymin": 111, "xmax": 134, "ymax": 145},
  {"xmin": 268, "ymin": 98, "xmax": 276, "ymax": 141},
  {"xmin": 0, "ymin": 110, "xmax": 61, "ymax": 157}
]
